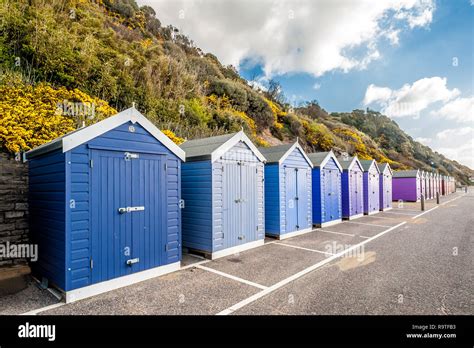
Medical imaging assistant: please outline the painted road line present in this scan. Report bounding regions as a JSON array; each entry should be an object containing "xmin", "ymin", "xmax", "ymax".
[
  {"xmin": 196, "ymin": 264, "xmax": 268, "ymax": 290},
  {"xmin": 217, "ymin": 221, "xmax": 407, "ymax": 315},
  {"xmin": 391, "ymin": 208, "xmax": 422, "ymax": 212},
  {"xmin": 345, "ymin": 221, "xmax": 392, "ymax": 228},
  {"xmin": 411, "ymin": 205, "xmax": 439, "ymax": 219},
  {"xmin": 21, "ymin": 302, "xmax": 66, "ymax": 315},
  {"xmin": 441, "ymin": 195, "xmax": 464, "ymax": 206},
  {"xmin": 317, "ymin": 229, "xmax": 355, "ymax": 237},
  {"xmin": 364, "ymin": 215, "xmax": 397, "ymax": 220},
  {"xmin": 180, "ymin": 259, "xmax": 211, "ymax": 270},
  {"xmin": 383, "ymin": 211, "xmax": 418, "ymax": 216},
  {"xmin": 359, "ymin": 235, "xmax": 372, "ymax": 239},
  {"xmin": 277, "ymin": 242, "xmax": 333, "ymax": 256}
]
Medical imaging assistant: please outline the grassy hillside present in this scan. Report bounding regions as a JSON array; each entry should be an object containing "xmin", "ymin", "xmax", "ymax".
[{"xmin": 0, "ymin": 0, "xmax": 472, "ymax": 184}]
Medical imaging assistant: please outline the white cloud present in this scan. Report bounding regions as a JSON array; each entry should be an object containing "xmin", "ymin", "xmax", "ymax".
[
  {"xmin": 432, "ymin": 127, "xmax": 474, "ymax": 169},
  {"xmin": 313, "ymin": 83, "xmax": 321, "ymax": 90},
  {"xmin": 415, "ymin": 137, "xmax": 432, "ymax": 144},
  {"xmin": 436, "ymin": 127, "xmax": 474, "ymax": 140},
  {"xmin": 436, "ymin": 139, "xmax": 474, "ymax": 169},
  {"xmin": 140, "ymin": 0, "xmax": 434, "ymax": 77},
  {"xmin": 363, "ymin": 77, "xmax": 460, "ymax": 117},
  {"xmin": 431, "ymin": 96, "xmax": 474, "ymax": 123}
]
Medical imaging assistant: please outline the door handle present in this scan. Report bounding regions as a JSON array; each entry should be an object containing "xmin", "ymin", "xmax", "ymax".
[
  {"xmin": 118, "ymin": 206, "xmax": 145, "ymax": 214},
  {"xmin": 126, "ymin": 258, "xmax": 139, "ymax": 265}
]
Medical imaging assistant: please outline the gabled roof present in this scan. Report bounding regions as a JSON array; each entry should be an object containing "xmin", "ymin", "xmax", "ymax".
[
  {"xmin": 307, "ymin": 150, "xmax": 342, "ymax": 171},
  {"xmin": 359, "ymin": 159, "xmax": 380, "ymax": 174},
  {"xmin": 378, "ymin": 162, "xmax": 393, "ymax": 175},
  {"xmin": 258, "ymin": 141, "xmax": 312, "ymax": 166},
  {"xmin": 338, "ymin": 156, "xmax": 363, "ymax": 172},
  {"xmin": 25, "ymin": 107, "xmax": 186, "ymax": 161},
  {"xmin": 393, "ymin": 169, "xmax": 420, "ymax": 178},
  {"xmin": 180, "ymin": 130, "xmax": 266, "ymax": 163}
]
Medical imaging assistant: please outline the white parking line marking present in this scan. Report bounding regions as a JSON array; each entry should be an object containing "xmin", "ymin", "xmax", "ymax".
[
  {"xmin": 277, "ymin": 242, "xmax": 333, "ymax": 256},
  {"xmin": 181, "ymin": 259, "xmax": 210, "ymax": 270},
  {"xmin": 391, "ymin": 208, "xmax": 421, "ymax": 212},
  {"xmin": 383, "ymin": 211, "xmax": 418, "ymax": 216},
  {"xmin": 359, "ymin": 235, "xmax": 371, "ymax": 239},
  {"xmin": 345, "ymin": 221, "xmax": 392, "ymax": 228},
  {"xmin": 411, "ymin": 206, "xmax": 439, "ymax": 219},
  {"xmin": 364, "ymin": 215, "xmax": 397, "ymax": 220},
  {"xmin": 21, "ymin": 302, "xmax": 66, "ymax": 315},
  {"xmin": 217, "ymin": 221, "xmax": 407, "ymax": 315},
  {"xmin": 196, "ymin": 265, "xmax": 268, "ymax": 290},
  {"xmin": 318, "ymin": 229, "xmax": 355, "ymax": 237},
  {"xmin": 441, "ymin": 195, "xmax": 464, "ymax": 206}
]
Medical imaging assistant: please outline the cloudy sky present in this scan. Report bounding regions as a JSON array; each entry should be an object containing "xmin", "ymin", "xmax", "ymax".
[{"xmin": 139, "ymin": 0, "xmax": 474, "ymax": 169}]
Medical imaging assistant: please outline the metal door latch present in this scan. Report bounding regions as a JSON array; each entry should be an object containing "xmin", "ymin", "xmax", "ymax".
[
  {"xmin": 238, "ymin": 235, "xmax": 246, "ymax": 240},
  {"xmin": 118, "ymin": 206, "xmax": 145, "ymax": 214},
  {"xmin": 124, "ymin": 152, "xmax": 139, "ymax": 161},
  {"xmin": 126, "ymin": 258, "xmax": 140, "ymax": 265}
]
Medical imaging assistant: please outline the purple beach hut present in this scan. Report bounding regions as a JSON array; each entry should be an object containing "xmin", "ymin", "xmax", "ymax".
[{"xmin": 392, "ymin": 170, "xmax": 421, "ymax": 202}]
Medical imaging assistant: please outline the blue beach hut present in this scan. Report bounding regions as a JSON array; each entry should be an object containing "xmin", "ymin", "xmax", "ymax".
[
  {"xmin": 180, "ymin": 131, "xmax": 266, "ymax": 259},
  {"xmin": 25, "ymin": 107, "xmax": 185, "ymax": 303},
  {"xmin": 307, "ymin": 151, "xmax": 343, "ymax": 228},
  {"xmin": 259, "ymin": 141, "xmax": 313, "ymax": 239}
]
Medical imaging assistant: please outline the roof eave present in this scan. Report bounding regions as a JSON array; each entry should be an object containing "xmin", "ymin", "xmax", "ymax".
[{"xmin": 211, "ymin": 131, "xmax": 266, "ymax": 163}]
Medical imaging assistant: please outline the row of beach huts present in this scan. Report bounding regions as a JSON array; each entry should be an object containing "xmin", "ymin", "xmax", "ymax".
[{"xmin": 23, "ymin": 108, "xmax": 457, "ymax": 302}]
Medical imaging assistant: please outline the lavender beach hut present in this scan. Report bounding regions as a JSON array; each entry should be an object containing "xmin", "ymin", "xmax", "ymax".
[
  {"xmin": 339, "ymin": 156, "xmax": 364, "ymax": 220},
  {"xmin": 378, "ymin": 163, "xmax": 393, "ymax": 211},
  {"xmin": 360, "ymin": 159, "xmax": 380, "ymax": 215}
]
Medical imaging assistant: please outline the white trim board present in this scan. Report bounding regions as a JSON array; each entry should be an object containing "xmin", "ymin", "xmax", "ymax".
[
  {"xmin": 64, "ymin": 261, "xmax": 180, "ymax": 303},
  {"xmin": 211, "ymin": 131, "xmax": 266, "ymax": 163},
  {"xmin": 278, "ymin": 142, "xmax": 313, "ymax": 167},
  {"xmin": 271, "ymin": 227, "xmax": 314, "ymax": 240},
  {"xmin": 316, "ymin": 219, "xmax": 343, "ymax": 228},
  {"xmin": 209, "ymin": 239, "xmax": 265, "ymax": 260},
  {"xmin": 343, "ymin": 213, "xmax": 364, "ymax": 220}
]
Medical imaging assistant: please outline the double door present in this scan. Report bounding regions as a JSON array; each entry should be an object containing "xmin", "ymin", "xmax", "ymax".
[
  {"xmin": 222, "ymin": 161, "xmax": 259, "ymax": 248},
  {"xmin": 90, "ymin": 150, "xmax": 165, "ymax": 284},
  {"xmin": 322, "ymin": 169, "xmax": 340, "ymax": 222},
  {"xmin": 285, "ymin": 167, "xmax": 309, "ymax": 233}
]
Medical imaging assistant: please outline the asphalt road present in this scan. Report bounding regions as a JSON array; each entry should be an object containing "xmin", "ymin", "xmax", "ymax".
[
  {"xmin": 1, "ymin": 190, "xmax": 471, "ymax": 315},
  {"xmin": 235, "ymin": 191, "xmax": 473, "ymax": 315}
]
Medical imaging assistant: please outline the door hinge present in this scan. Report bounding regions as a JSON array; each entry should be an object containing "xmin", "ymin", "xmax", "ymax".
[
  {"xmin": 179, "ymin": 199, "xmax": 185, "ymax": 209},
  {"xmin": 164, "ymin": 163, "xmax": 168, "ymax": 171},
  {"xmin": 89, "ymin": 159, "xmax": 93, "ymax": 168},
  {"xmin": 90, "ymin": 258, "xmax": 94, "ymax": 269},
  {"xmin": 165, "ymin": 244, "xmax": 169, "ymax": 252}
]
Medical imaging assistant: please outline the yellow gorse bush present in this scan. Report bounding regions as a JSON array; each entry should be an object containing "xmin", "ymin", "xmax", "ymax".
[
  {"xmin": 162, "ymin": 129, "xmax": 185, "ymax": 145},
  {"xmin": 0, "ymin": 83, "xmax": 117, "ymax": 153}
]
